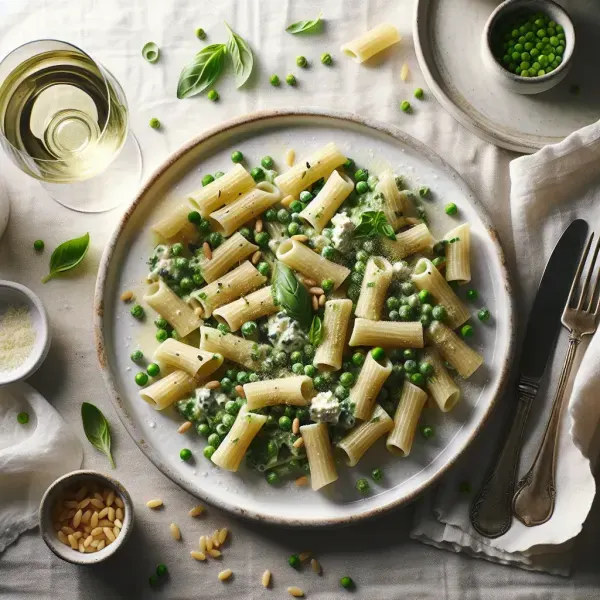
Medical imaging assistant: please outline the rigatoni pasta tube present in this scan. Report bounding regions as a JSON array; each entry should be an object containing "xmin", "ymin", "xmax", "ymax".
[
  {"xmin": 444, "ymin": 223, "xmax": 471, "ymax": 283},
  {"xmin": 349, "ymin": 318, "xmax": 424, "ymax": 348},
  {"xmin": 427, "ymin": 320, "xmax": 483, "ymax": 379},
  {"xmin": 341, "ymin": 23, "xmax": 401, "ymax": 63},
  {"xmin": 300, "ymin": 423, "xmax": 338, "ymax": 491},
  {"xmin": 412, "ymin": 258, "xmax": 470, "ymax": 329},
  {"xmin": 299, "ymin": 170, "xmax": 353, "ymax": 232},
  {"xmin": 274, "ymin": 143, "xmax": 346, "ymax": 199},
  {"xmin": 337, "ymin": 405, "xmax": 393, "ymax": 466},
  {"xmin": 213, "ymin": 286, "xmax": 278, "ymax": 331},
  {"xmin": 422, "ymin": 348, "xmax": 460, "ymax": 412},
  {"xmin": 387, "ymin": 381, "xmax": 428, "ymax": 457},
  {"xmin": 376, "ymin": 170, "xmax": 408, "ymax": 230},
  {"xmin": 144, "ymin": 280, "xmax": 202, "ymax": 337},
  {"xmin": 244, "ymin": 376, "xmax": 315, "ymax": 410},
  {"xmin": 355, "ymin": 256, "xmax": 393, "ymax": 320},
  {"xmin": 380, "ymin": 223, "xmax": 434, "ymax": 260},
  {"xmin": 152, "ymin": 203, "xmax": 193, "ymax": 239},
  {"xmin": 200, "ymin": 326, "xmax": 268, "ymax": 371},
  {"xmin": 276, "ymin": 239, "xmax": 350, "ymax": 290},
  {"xmin": 153, "ymin": 339, "xmax": 223, "ymax": 379},
  {"xmin": 139, "ymin": 370, "xmax": 197, "ymax": 410},
  {"xmin": 314, "ymin": 299, "xmax": 353, "ymax": 371},
  {"xmin": 189, "ymin": 164, "xmax": 255, "ymax": 217},
  {"xmin": 192, "ymin": 261, "xmax": 266, "ymax": 317},
  {"xmin": 196, "ymin": 232, "xmax": 258, "ymax": 283},
  {"xmin": 350, "ymin": 353, "xmax": 392, "ymax": 420},
  {"xmin": 209, "ymin": 182, "xmax": 281, "ymax": 237},
  {"xmin": 211, "ymin": 406, "xmax": 267, "ymax": 472}
]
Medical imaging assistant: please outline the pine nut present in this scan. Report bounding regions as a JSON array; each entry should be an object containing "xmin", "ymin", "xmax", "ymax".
[
  {"xmin": 312, "ymin": 295, "xmax": 319, "ymax": 311},
  {"xmin": 287, "ymin": 586, "xmax": 305, "ymax": 597},
  {"xmin": 90, "ymin": 512, "xmax": 99, "ymax": 529},
  {"xmin": 90, "ymin": 498, "xmax": 104, "ymax": 509},
  {"xmin": 57, "ymin": 531, "xmax": 69, "ymax": 545},
  {"xmin": 189, "ymin": 505, "xmax": 204, "ymax": 517},
  {"xmin": 199, "ymin": 535, "xmax": 207, "ymax": 552},
  {"xmin": 77, "ymin": 498, "xmax": 90, "ymax": 510},
  {"xmin": 81, "ymin": 510, "xmax": 92, "ymax": 524},
  {"xmin": 218, "ymin": 569, "xmax": 233, "ymax": 581},
  {"xmin": 203, "ymin": 242, "xmax": 212, "ymax": 260},
  {"xmin": 191, "ymin": 551, "xmax": 206, "ymax": 561},
  {"xmin": 78, "ymin": 541, "xmax": 85, "ymax": 553},
  {"xmin": 178, "ymin": 421, "xmax": 193, "ymax": 434},
  {"xmin": 106, "ymin": 491, "xmax": 115, "ymax": 507},
  {"xmin": 303, "ymin": 278, "xmax": 317, "ymax": 287},
  {"xmin": 98, "ymin": 507, "xmax": 109, "ymax": 519},
  {"xmin": 295, "ymin": 476, "xmax": 309, "ymax": 487},
  {"xmin": 285, "ymin": 149, "xmax": 295, "ymax": 167},
  {"xmin": 208, "ymin": 549, "xmax": 222, "ymax": 558},
  {"xmin": 311, "ymin": 558, "xmax": 321, "ymax": 574},
  {"xmin": 298, "ymin": 551, "xmax": 311, "ymax": 561},
  {"xmin": 114, "ymin": 519, "xmax": 123, "ymax": 529},
  {"xmin": 235, "ymin": 384, "xmax": 246, "ymax": 398},
  {"xmin": 206, "ymin": 537, "xmax": 213, "ymax": 552},
  {"xmin": 90, "ymin": 527, "xmax": 103, "ymax": 536},
  {"xmin": 83, "ymin": 535, "xmax": 93, "ymax": 548},
  {"xmin": 120, "ymin": 290, "xmax": 134, "ymax": 302},
  {"xmin": 103, "ymin": 527, "xmax": 116, "ymax": 542},
  {"xmin": 114, "ymin": 497, "xmax": 124, "ymax": 509},
  {"xmin": 146, "ymin": 499, "xmax": 163, "ymax": 509},
  {"xmin": 61, "ymin": 526, "xmax": 74, "ymax": 535},
  {"xmin": 205, "ymin": 380, "xmax": 221, "ymax": 389},
  {"xmin": 113, "ymin": 526, "xmax": 120, "ymax": 538},
  {"xmin": 309, "ymin": 287, "xmax": 324, "ymax": 295},
  {"xmin": 107, "ymin": 507, "xmax": 116, "ymax": 522},
  {"xmin": 251, "ymin": 250, "xmax": 262, "ymax": 265},
  {"xmin": 262, "ymin": 570, "xmax": 271, "ymax": 588},
  {"xmin": 291, "ymin": 234, "xmax": 308, "ymax": 243},
  {"xmin": 293, "ymin": 437, "xmax": 304, "ymax": 449},
  {"xmin": 319, "ymin": 294, "xmax": 326, "ymax": 306},
  {"xmin": 170, "ymin": 523, "xmax": 181, "ymax": 541},
  {"xmin": 218, "ymin": 528, "xmax": 228, "ymax": 545},
  {"xmin": 292, "ymin": 418, "xmax": 300, "ymax": 434},
  {"xmin": 97, "ymin": 540, "xmax": 106, "ymax": 551},
  {"xmin": 255, "ymin": 218, "xmax": 263, "ymax": 233},
  {"xmin": 68, "ymin": 534, "xmax": 78, "ymax": 550},
  {"xmin": 75, "ymin": 486, "xmax": 88, "ymax": 502},
  {"xmin": 72, "ymin": 510, "xmax": 82, "ymax": 529},
  {"xmin": 194, "ymin": 306, "xmax": 204, "ymax": 317}
]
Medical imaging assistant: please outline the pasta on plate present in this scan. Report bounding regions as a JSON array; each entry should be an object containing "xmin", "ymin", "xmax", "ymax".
[{"xmin": 130, "ymin": 142, "xmax": 489, "ymax": 492}]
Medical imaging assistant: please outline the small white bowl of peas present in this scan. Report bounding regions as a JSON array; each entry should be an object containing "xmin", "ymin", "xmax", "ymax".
[{"xmin": 481, "ymin": 0, "xmax": 575, "ymax": 94}]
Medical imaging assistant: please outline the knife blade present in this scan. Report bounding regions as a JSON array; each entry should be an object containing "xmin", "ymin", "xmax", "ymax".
[
  {"xmin": 470, "ymin": 218, "xmax": 588, "ymax": 538},
  {"xmin": 519, "ymin": 218, "xmax": 589, "ymax": 382}
]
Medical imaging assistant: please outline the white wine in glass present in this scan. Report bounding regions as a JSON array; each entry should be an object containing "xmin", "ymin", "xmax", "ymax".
[{"xmin": 0, "ymin": 40, "xmax": 142, "ymax": 212}]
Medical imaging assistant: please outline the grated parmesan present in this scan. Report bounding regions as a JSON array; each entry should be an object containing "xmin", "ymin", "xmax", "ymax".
[{"xmin": 0, "ymin": 305, "xmax": 36, "ymax": 371}]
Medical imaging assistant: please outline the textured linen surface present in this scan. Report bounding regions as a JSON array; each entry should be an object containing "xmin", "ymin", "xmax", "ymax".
[
  {"xmin": 411, "ymin": 120, "xmax": 600, "ymax": 574},
  {"xmin": 1, "ymin": 0, "xmax": 600, "ymax": 598}
]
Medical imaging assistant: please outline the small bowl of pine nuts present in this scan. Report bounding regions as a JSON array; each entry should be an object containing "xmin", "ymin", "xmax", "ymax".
[{"xmin": 38, "ymin": 470, "xmax": 134, "ymax": 565}]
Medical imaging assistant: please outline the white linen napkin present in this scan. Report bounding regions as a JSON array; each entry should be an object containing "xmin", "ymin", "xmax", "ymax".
[
  {"xmin": 0, "ymin": 381, "xmax": 83, "ymax": 552},
  {"xmin": 411, "ymin": 119, "xmax": 600, "ymax": 575}
]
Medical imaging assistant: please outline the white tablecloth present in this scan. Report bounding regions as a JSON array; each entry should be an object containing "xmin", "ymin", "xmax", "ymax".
[{"xmin": 2, "ymin": 0, "xmax": 600, "ymax": 598}]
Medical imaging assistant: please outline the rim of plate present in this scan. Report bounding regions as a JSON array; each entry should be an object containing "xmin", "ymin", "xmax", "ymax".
[
  {"xmin": 413, "ymin": 0, "xmax": 562, "ymax": 154},
  {"xmin": 94, "ymin": 108, "xmax": 516, "ymax": 527}
]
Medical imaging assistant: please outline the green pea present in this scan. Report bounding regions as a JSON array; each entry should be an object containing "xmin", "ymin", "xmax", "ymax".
[
  {"xmin": 371, "ymin": 468, "xmax": 383, "ymax": 482},
  {"xmin": 135, "ymin": 372, "xmax": 149, "ymax": 386},
  {"xmin": 266, "ymin": 471, "xmax": 279, "ymax": 484},
  {"xmin": 131, "ymin": 350, "xmax": 144, "ymax": 363},
  {"xmin": 231, "ymin": 150, "xmax": 244, "ymax": 163},
  {"xmin": 356, "ymin": 478, "xmax": 370, "ymax": 494},
  {"xmin": 279, "ymin": 416, "xmax": 292, "ymax": 431},
  {"xmin": 445, "ymin": 202, "xmax": 458, "ymax": 216},
  {"xmin": 274, "ymin": 351, "xmax": 288, "ymax": 367},
  {"xmin": 203, "ymin": 445, "xmax": 216, "ymax": 459},
  {"xmin": 298, "ymin": 191, "xmax": 313, "ymax": 204},
  {"xmin": 156, "ymin": 563, "xmax": 168, "ymax": 578},
  {"xmin": 207, "ymin": 89, "xmax": 219, "ymax": 101},
  {"xmin": 292, "ymin": 362, "xmax": 304, "ymax": 375},
  {"xmin": 420, "ymin": 303, "xmax": 433, "ymax": 315},
  {"xmin": 149, "ymin": 117, "xmax": 160, "ymax": 129},
  {"xmin": 288, "ymin": 351, "xmax": 302, "ymax": 364},
  {"xmin": 407, "ymin": 294, "xmax": 420, "ymax": 309},
  {"xmin": 304, "ymin": 364, "xmax": 316, "ymax": 377},
  {"xmin": 398, "ymin": 305, "xmax": 413, "ymax": 321},
  {"xmin": 478, "ymin": 308, "xmax": 491, "ymax": 322},
  {"xmin": 340, "ymin": 372, "xmax": 354, "ymax": 387},
  {"xmin": 431, "ymin": 305, "xmax": 447, "ymax": 321},
  {"xmin": 421, "ymin": 425, "xmax": 434, "ymax": 439},
  {"xmin": 149, "ymin": 574, "xmax": 159, "ymax": 587},
  {"xmin": 180, "ymin": 448, "xmax": 192, "ymax": 461},
  {"xmin": 400, "ymin": 100, "xmax": 411, "ymax": 113},
  {"xmin": 354, "ymin": 168, "xmax": 369, "ymax": 182},
  {"xmin": 220, "ymin": 377, "xmax": 233, "ymax": 393},
  {"xmin": 296, "ymin": 55, "xmax": 308, "ymax": 68},
  {"xmin": 404, "ymin": 360, "xmax": 417, "ymax": 373},
  {"xmin": 296, "ymin": 408, "xmax": 309, "ymax": 423},
  {"xmin": 286, "ymin": 74, "xmax": 297, "ymax": 86},
  {"xmin": 318, "ymin": 278, "xmax": 333, "ymax": 294},
  {"xmin": 340, "ymin": 576, "xmax": 355, "ymax": 590},
  {"xmin": 417, "ymin": 289, "xmax": 433, "ymax": 304},
  {"xmin": 197, "ymin": 423, "xmax": 211, "ymax": 436},
  {"xmin": 217, "ymin": 323, "xmax": 230, "ymax": 336},
  {"xmin": 303, "ymin": 344, "xmax": 315, "ymax": 359},
  {"xmin": 410, "ymin": 372, "xmax": 425, "ymax": 386},
  {"xmin": 241, "ymin": 321, "xmax": 257, "ymax": 337},
  {"xmin": 258, "ymin": 156, "xmax": 274, "ymax": 171},
  {"xmin": 250, "ymin": 167, "xmax": 265, "ymax": 182},
  {"xmin": 432, "ymin": 256, "xmax": 446, "ymax": 270},
  {"xmin": 461, "ymin": 324, "xmax": 474, "ymax": 338},
  {"xmin": 147, "ymin": 363, "xmax": 160, "ymax": 377},
  {"xmin": 222, "ymin": 413, "xmax": 236, "ymax": 429},
  {"xmin": 288, "ymin": 553, "xmax": 301, "ymax": 568},
  {"xmin": 130, "ymin": 304, "xmax": 144, "ymax": 320},
  {"xmin": 321, "ymin": 52, "xmax": 333, "ymax": 65},
  {"xmin": 354, "ymin": 261, "xmax": 366, "ymax": 274},
  {"xmin": 466, "ymin": 289, "xmax": 478, "ymax": 302},
  {"xmin": 236, "ymin": 371, "xmax": 250, "ymax": 384},
  {"xmin": 270, "ymin": 74, "xmax": 280, "ymax": 86},
  {"xmin": 17, "ymin": 412, "xmax": 29, "ymax": 425},
  {"xmin": 195, "ymin": 27, "xmax": 206, "ymax": 39},
  {"xmin": 33, "ymin": 239, "xmax": 44, "ymax": 251},
  {"xmin": 414, "ymin": 87, "xmax": 424, "ymax": 99},
  {"xmin": 257, "ymin": 262, "xmax": 270, "ymax": 276},
  {"xmin": 401, "ymin": 349, "xmax": 415, "ymax": 360},
  {"xmin": 277, "ymin": 208, "xmax": 291, "ymax": 224},
  {"xmin": 208, "ymin": 433, "xmax": 220, "ymax": 447},
  {"xmin": 321, "ymin": 246, "xmax": 335, "ymax": 260},
  {"xmin": 253, "ymin": 231, "xmax": 270, "ymax": 248},
  {"xmin": 419, "ymin": 361, "xmax": 433, "ymax": 376},
  {"xmin": 371, "ymin": 347, "xmax": 385, "ymax": 361},
  {"xmin": 334, "ymin": 385, "xmax": 348, "ymax": 400},
  {"xmin": 351, "ymin": 351, "xmax": 365, "ymax": 367},
  {"xmin": 187, "ymin": 211, "xmax": 202, "ymax": 226},
  {"xmin": 356, "ymin": 181, "xmax": 369, "ymax": 195}
]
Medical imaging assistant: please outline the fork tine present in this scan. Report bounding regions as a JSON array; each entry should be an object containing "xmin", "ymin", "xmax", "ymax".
[
  {"xmin": 586, "ymin": 236, "xmax": 600, "ymax": 312},
  {"xmin": 567, "ymin": 233, "xmax": 593, "ymax": 309},
  {"xmin": 577, "ymin": 234, "xmax": 600, "ymax": 310}
]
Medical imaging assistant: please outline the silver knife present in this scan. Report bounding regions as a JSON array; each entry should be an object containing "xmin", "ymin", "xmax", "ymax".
[{"xmin": 470, "ymin": 219, "xmax": 588, "ymax": 538}]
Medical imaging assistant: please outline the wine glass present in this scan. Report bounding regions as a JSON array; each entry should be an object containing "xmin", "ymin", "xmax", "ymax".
[{"xmin": 0, "ymin": 39, "xmax": 142, "ymax": 212}]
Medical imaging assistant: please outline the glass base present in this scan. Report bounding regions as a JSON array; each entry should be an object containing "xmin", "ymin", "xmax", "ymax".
[{"xmin": 40, "ymin": 131, "xmax": 143, "ymax": 213}]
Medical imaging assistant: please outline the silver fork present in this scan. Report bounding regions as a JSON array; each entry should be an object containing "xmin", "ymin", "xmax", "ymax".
[{"xmin": 512, "ymin": 232, "xmax": 600, "ymax": 527}]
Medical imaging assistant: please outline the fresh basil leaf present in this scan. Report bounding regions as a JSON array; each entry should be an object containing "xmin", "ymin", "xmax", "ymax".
[
  {"xmin": 271, "ymin": 261, "xmax": 312, "ymax": 329},
  {"xmin": 42, "ymin": 232, "xmax": 90, "ymax": 283},
  {"xmin": 81, "ymin": 402, "xmax": 115, "ymax": 468},
  {"xmin": 309, "ymin": 315, "xmax": 323, "ymax": 347},
  {"xmin": 224, "ymin": 22, "xmax": 254, "ymax": 88},
  {"xmin": 286, "ymin": 13, "xmax": 323, "ymax": 34},
  {"xmin": 379, "ymin": 223, "xmax": 396, "ymax": 241},
  {"xmin": 353, "ymin": 211, "xmax": 378, "ymax": 239},
  {"xmin": 177, "ymin": 43, "xmax": 227, "ymax": 99}
]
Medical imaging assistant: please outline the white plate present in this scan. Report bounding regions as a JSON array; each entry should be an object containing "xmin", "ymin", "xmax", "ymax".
[
  {"xmin": 94, "ymin": 110, "xmax": 515, "ymax": 526},
  {"xmin": 414, "ymin": 0, "xmax": 600, "ymax": 153}
]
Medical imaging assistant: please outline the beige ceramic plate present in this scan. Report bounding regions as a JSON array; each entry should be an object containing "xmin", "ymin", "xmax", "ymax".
[
  {"xmin": 414, "ymin": 0, "xmax": 600, "ymax": 153},
  {"xmin": 94, "ymin": 110, "xmax": 514, "ymax": 526}
]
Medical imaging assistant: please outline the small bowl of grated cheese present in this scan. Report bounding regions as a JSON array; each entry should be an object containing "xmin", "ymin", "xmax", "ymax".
[{"xmin": 0, "ymin": 280, "xmax": 50, "ymax": 385}]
